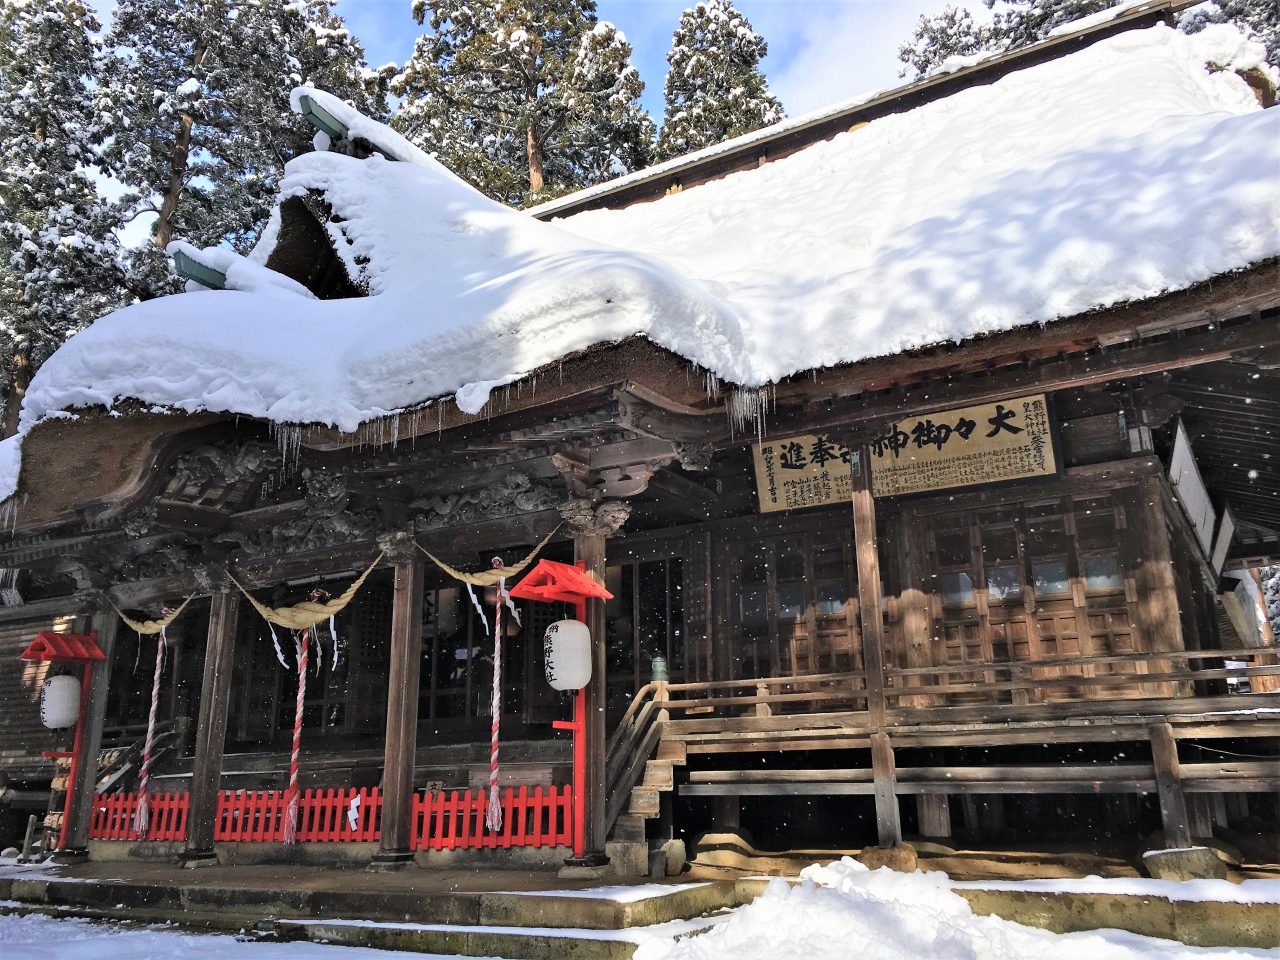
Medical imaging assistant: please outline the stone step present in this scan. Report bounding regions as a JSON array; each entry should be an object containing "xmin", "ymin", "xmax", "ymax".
[
  {"xmin": 656, "ymin": 741, "xmax": 686, "ymax": 765},
  {"xmin": 627, "ymin": 787, "xmax": 660, "ymax": 817},
  {"xmin": 642, "ymin": 760, "xmax": 674, "ymax": 790}
]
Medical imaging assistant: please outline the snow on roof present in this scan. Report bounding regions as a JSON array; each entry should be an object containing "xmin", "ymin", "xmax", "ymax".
[
  {"xmin": 558, "ymin": 24, "xmax": 1277, "ymax": 383},
  {"xmin": 0, "ymin": 24, "xmax": 1276, "ymax": 505}
]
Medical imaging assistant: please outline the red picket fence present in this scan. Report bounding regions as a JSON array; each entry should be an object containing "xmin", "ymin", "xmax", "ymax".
[
  {"xmin": 88, "ymin": 792, "xmax": 189, "ymax": 841},
  {"xmin": 214, "ymin": 787, "xmax": 382, "ymax": 842},
  {"xmin": 90, "ymin": 784, "xmax": 573, "ymax": 851},
  {"xmin": 411, "ymin": 785, "xmax": 573, "ymax": 851}
]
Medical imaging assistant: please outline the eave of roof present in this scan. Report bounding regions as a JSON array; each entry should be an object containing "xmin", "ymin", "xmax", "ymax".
[{"xmin": 528, "ymin": 0, "xmax": 1197, "ymax": 221}]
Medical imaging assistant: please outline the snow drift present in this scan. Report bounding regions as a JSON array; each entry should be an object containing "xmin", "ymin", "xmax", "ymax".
[
  {"xmin": 0, "ymin": 24, "xmax": 1276, "ymax": 503},
  {"xmin": 632, "ymin": 858, "xmax": 1274, "ymax": 959}
]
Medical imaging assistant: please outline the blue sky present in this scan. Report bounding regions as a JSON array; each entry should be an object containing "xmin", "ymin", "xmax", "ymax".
[{"xmin": 339, "ymin": 0, "xmax": 956, "ymax": 118}]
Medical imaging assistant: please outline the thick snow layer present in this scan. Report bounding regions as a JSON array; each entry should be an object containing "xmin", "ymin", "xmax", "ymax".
[
  {"xmin": 633, "ymin": 859, "xmax": 1276, "ymax": 959},
  {"xmin": 0, "ymin": 912, "xmax": 471, "ymax": 960},
  {"xmin": 1, "ymin": 25, "xmax": 1276, "ymax": 505},
  {"xmin": 563, "ymin": 25, "xmax": 1277, "ymax": 386}
]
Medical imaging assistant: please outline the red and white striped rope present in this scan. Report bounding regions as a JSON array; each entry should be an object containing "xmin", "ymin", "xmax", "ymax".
[
  {"xmin": 283, "ymin": 626, "xmax": 309, "ymax": 843},
  {"xmin": 486, "ymin": 564, "xmax": 504, "ymax": 832},
  {"xmin": 132, "ymin": 608, "xmax": 173, "ymax": 837}
]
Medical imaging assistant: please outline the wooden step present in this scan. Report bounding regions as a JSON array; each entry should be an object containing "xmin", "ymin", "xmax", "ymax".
[
  {"xmin": 656, "ymin": 740, "xmax": 687, "ymax": 765},
  {"xmin": 642, "ymin": 760, "xmax": 674, "ymax": 790},
  {"xmin": 628, "ymin": 786, "xmax": 661, "ymax": 817}
]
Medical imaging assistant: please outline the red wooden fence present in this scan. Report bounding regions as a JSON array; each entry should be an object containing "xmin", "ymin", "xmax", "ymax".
[
  {"xmin": 88, "ymin": 792, "xmax": 189, "ymax": 841},
  {"xmin": 214, "ymin": 787, "xmax": 382, "ymax": 842},
  {"xmin": 90, "ymin": 784, "xmax": 572, "ymax": 850},
  {"xmin": 411, "ymin": 786, "xmax": 573, "ymax": 851}
]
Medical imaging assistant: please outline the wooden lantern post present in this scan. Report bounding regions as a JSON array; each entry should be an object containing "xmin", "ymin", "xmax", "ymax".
[
  {"xmin": 509, "ymin": 557, "xmax": 614, "ymax": 862},
  {"xmin": 19, "ymin": 631, "xmax": 107, "ymax": 853}
]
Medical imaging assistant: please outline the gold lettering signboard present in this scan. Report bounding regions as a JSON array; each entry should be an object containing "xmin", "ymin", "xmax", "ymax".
[
  {"xmin": 869, "ymin": 394, "xmax": 1056, "ymax": 497},
  {"xmin": 752, "ymin": 433, "xmax": 854, "ymax": 513}
]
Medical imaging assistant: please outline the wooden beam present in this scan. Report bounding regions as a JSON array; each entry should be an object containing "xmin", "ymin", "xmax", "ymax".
[
  {"xmin": 851, "ymin": 447, "xmax": 888, "ymax": 727},
  {"xmin": 373, "ymin": 546, "xmax": 423, "ymax": 866},
  {"xmin": 871, "ymin": 732, "xmax": 902, "ymax": 847},
  {"xmin": 184, "ymin": 588, "xmax": 239, "ymax": 859},
  {"xmin": 1150, "ymin": 722, "xmax": 1192, "ymax": 849},
  {"xmin": 765, "ymin": 308, "xmax": 1280, "ymax": 446},
  {"xmin": 62, "ymin": 606, "xmax": 119, "ymax": 855}
]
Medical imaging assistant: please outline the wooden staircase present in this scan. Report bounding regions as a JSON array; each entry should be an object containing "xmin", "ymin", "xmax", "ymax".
[{"xmin": 603, "ymin": 684, "xmax": 685, "ymax": 870}]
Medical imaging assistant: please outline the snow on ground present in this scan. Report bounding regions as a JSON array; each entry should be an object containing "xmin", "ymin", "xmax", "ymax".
[
  {"xmin": 0, "ymin": 24, "xmax": 1276, "ymax": 504},
  {"xmin": 633, "ymin": 859, "xmax": 1280, "ymax": 959},
  {"xmin": 0, "ymin": 913, "xmax": 478, "ymax": 960}
]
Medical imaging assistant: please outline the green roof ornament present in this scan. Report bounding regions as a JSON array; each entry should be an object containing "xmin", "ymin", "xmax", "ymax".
[
  {"xmin": 297, "ymin": 94, "xmax": 348, "ymax": 141},
  {"xmin": 171, "ymin": 249, "xmax": 226, "ymax": 290}
]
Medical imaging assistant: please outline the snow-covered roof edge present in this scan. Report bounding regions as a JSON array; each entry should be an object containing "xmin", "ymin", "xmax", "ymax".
[{"xmin": 528, "ymin": 0, "xmax": 1198, "ymax": 220}]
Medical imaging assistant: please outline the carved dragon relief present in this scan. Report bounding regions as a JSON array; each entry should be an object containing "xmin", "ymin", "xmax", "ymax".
[
  {"xmin": 213, "ymin": 469, "xmax": 376, "ymax": 557},
  {"xmin": 164, "ymin": 441, "xmax": 285, "ymax": 500},
  {"xmin": 409, "ymin": 473, "xmax": 563, "ymax": 532}
]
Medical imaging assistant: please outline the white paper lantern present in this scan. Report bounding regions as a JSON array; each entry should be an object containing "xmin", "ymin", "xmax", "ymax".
[
  {"xmin": 40, "ymin": 675, "xmax": 81, "ymax": 729},
  {"xmin": 544, "ymin": 619, "xmax": 591, "ymax": 691}
]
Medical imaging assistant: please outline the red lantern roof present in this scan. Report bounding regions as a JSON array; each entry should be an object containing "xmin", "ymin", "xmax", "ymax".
[
  {"xmin": 508, "ymin": 559, "xmax": 613, "ymax": 604},
  {"xmin": 19, "ymin": 631, "xmax": 105, "ymax": 664}
]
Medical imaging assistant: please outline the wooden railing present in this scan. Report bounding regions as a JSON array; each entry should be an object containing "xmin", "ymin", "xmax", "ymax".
[
  {"xmin": 89, "ymin": 784, "xmax": 573, "ymax": 851},
  {"xmin": 411, "ymin": 785, "xmax": 572, "ymax": 850},
  {"xmin": 604, "ymin": 681, "xmax": 662, "ymax": 837},
  {"xmin": 215, "ymin": 787, "xmax": 382, "ymax": 842},
  {"xmin": 632, "ymin": 649, "xmax": 1279, "ymax": 724},
  {"xmin": 88, "ymin": 791, "xmax": 188, "ymax": 841}
]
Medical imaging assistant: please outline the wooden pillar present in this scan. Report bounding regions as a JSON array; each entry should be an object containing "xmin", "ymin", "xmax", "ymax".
[
  {"xmin": 917, "ymin": 794, "xmax": 952, "ymax": 838},
  {"xmin": 713, "ymin": 796, "xmax": 740, "ymax": 833},
  {"xmin": 1134, "ymin": 477, "xmax": 1186, "ymax": 697},
  {"xmin": 61, "ymin": 604, "xmax": 119, "ymax": 856},
  {"xmin": 576, "ymin": 528, "xmax": 610, "ymax": 863},
  {"xmin": 184, "ymin": 587, "xmax": 240, "ymax": 859},
  {"xmin": 1150, "ymin": 723, "xmax": 1192, "ymax": 849},
  {"xmin": 374, "ymin": 540, "xmax": 423, "ymax": 867},
  {"xmin": 870, "ymin": 732, "xmax": 902, "ymax": 847},
  {"xmin": 851, "ymin": 447, "xmax": 887, "ymax": 726}
]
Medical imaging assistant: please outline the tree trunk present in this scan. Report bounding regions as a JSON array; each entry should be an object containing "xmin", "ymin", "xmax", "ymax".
[
  {"xmin": 154, "ymin": 111, "xmax": 195, "ymax": 249},
  {"xmin": 3, "ymin": 346, "xmax": 31, "ymax": 439},
  {"xmin": 526, "ymin": 125, "xmax": 544, "ymax": 195}
]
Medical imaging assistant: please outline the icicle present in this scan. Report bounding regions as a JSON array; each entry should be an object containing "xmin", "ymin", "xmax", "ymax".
[
  {"xmin": 0, "ymin": 568, "xmax": 23, "ymax": 607},
  {"xmin": 726, "ymin": 385, "xmax": 775, "ymax": 441},
  {"xmin": 466, "ymin": 583, "xmax": 489, "ymax": 633}
]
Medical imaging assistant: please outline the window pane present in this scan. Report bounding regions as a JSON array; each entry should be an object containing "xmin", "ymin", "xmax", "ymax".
[
  {"xmin": 777, "ymin": 551, "xmax": 804, "ymax": 582},
  {"xmin": 986, "ymin": 564, "xmax": 1021, "ymax": 601},
  {"xmin": 982, "ymin": 529, "xmax": 1019, "ymax": 566},
  {"xmin": 936, "ymin": 533, "xmax": 970, "ymax": 567},
  {"xmin": 742, "ymin": 561, "xmax": 767, "ymax": 584},
  {"xmin": 1033, "ymin": 560, "xmax": 1070, "ymax": 595},
  {"xmin": 778, "ymin": 582, "xmax": 804, "ymax": 619},
  {"xmin": 939, "ymin": 571, "xmax": 974, "ymax": 604},
  {"xmin": 1083, "ymin": 555, "xmax": 1122, "ymax": 590},
  {"xmin": 741, "ymin": 588, "xmax": 767, "ymax": 622},
  {"xmin": 816, "ymin": 582, "xmax": 845, "ymax": 616}
]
